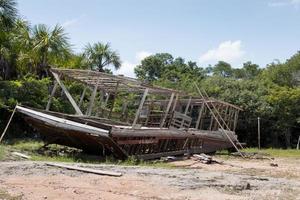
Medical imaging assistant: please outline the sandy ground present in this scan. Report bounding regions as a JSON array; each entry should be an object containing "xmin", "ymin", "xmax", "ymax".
[{"xmin": 0, "ymin": 157, "xmax": 300, "ymax": 200}]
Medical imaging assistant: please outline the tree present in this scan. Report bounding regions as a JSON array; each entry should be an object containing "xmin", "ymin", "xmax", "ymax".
[
  {"xmin": 32, "ymin": 24, "xmax": 71, "ymax": 77},
  {"xmin": 212, "ymin": 61, "xmax": 233, "ymax": 77},
  {"xmin": 233, "ymin": 61, "xmax": 261, "ymax": 79},
  {"xmin": 135, "ymin": 53, "xmax": 173, "ymax": 82},
  {"xmin": 0, "ymin": 0, "xmax": 18, "ymax": 80},
  {"xmin": 84, "ymin": 42, "xmax": 121, "ymax": 72},
  {"xmin": 0, "ymin": 0, "xmax": 18, "ymax": 30}
]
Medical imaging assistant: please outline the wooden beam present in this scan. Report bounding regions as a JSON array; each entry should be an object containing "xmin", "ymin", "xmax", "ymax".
[
  {"xmin": 132, "ymin": 88, "xmax": 149, "ymax": 127},
  {"xmin": 78, "ymin": 87, "xmax": 87, "ymax": 108},
  {"xmin": 195, "ymin": 102, "xmax": 205, "ymax": 129},
  {"xmin": 52, "ymin": 72, "xmax": 83, "ymax": 115},
  {"xmin": 86, "ymin": 77, "xmax": 100, "ymax": 116},
  {"xmin": 46, "ymin": 81, "xmax": 59, "ymax": 111},
  {"xmin": 108, "ymin": 82, "xmax": 119, "ymax": 118},
  {"xmin": 160, "ymin": 92, "xmax": 175, "ymax": 128}
]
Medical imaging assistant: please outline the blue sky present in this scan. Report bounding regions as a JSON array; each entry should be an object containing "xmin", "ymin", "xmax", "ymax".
[{"xmin": 18, "ymin": 0, "xmax": 300, "ymax": 77}]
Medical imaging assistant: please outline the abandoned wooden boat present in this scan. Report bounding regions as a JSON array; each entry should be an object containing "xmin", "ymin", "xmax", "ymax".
[{"xmin": 17, "ymin": 68, "xmax": 243, "ymax": 160}]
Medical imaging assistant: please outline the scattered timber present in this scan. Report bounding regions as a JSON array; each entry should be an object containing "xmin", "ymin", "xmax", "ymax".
[
  {"xmin": 11, "ymin": 152, "xmax": 32, "ymax": 159},
  {"xmin": 192, "ymin": 153, "xmax": 223, "ymax": 164},
  {"xmin": 45, "ymin": 162, "xmax": 122, "ymax": 177}
]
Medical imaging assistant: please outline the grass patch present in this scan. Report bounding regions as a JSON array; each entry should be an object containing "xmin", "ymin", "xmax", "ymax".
[
  {"xmin": 0, "ymin": 145, "xmax": 6, "ymax": 161},
  {"xmin": 242, "ymin": 148, "xmax": 300, "ymax": 158},
  {"xmin": 0, "ymin": 189, "xmax": 22, "ymax": 200},
  {"xmin": 0, "ymin": 139, "xmax": 173, "ymax": 168},
  {"xmin": 217, "ymin": 148, "xmax": 300, "ymax": 158}
]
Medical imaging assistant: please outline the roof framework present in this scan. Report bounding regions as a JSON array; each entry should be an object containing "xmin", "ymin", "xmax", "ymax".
[{"xmin": 51, "ymin": 68, "xmax": 183, "ymax": 95}]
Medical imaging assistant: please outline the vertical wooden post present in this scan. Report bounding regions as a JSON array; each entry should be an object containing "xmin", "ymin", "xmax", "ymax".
[
  {"xmin": 46, "ymin": 81, "xmax": 59, "ymax": 111},
  {"xmin": 233, "ymin": 110, "xmax": 239, "ymax": 131},
  {"xmin": 96, "ymin": 90, "xmax": 104, "ymax": 117},
  {"xmin": 297, "ymin": 136, "xmax": 300, "ymax": 150},
  {"xmin": 86, "ymin": 78, "xmax": 100, "ymax": 116},
  {"xmin": 258, "ymin": 117, "xmax": 261, "ymax": 149},
  {"xmin": 180, "ymin": 96, "xmax": 192, "ymax": 128},
  {"xmin": 52, "ymin": 72, "xmax": 83, "ymax": 115},
  {"xmin": 195, "ymin": 102, "xmax": 205, "ymax": 129},
  {"xmin": 108, "ymin": 82, "xmax": 119, "ymax": 118},
  {"xmin": 160, "ymin": 93, "xmax": 175, "ymax": 128},
  {"xmin": 132, "ymin": 88, "xmax": 149, "ymax": 127},
  {"xmin": 78, "ymin": 87, "xmax": 87, "ymax": 108},
  {"xmin": 171, "ymin": 93, "xmax": 179, "ymax": 112},
  {"xmin": 184, "ymin": 96, "xmax": 192, "ymax": 115}
]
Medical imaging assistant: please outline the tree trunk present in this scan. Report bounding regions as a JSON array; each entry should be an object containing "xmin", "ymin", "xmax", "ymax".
[{"xmin": 285, "ymin": 128, "xmax": 291, "ymax": 148}]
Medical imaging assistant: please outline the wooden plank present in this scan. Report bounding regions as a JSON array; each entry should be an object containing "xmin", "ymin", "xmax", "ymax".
[
  {"xmin": 45, "ymin": 162, "xmax": 122, "ymax": 177},
  {"xmin": 52, "ymin": 72, "xmax": 83, "ymax": 115},
  {"xmin": 46, "ymin": 81, "xmax": 59, "ymax": 111},
  {"xmin": 160, "ymin": 92, "xmax": 175, "ymax": 128},
  {"xmin": 16, "ymin": 106, "xmax": 109, "ymax": 137},
  {"xmin": 12, "ymin": 152, "xmax": 31, "ymax": 159},
  {"xmin": 117, "ymin": 139, "xmax": 159, "ymax": 145},
  {"xmin": 132, "ymin": 88, "xmax": 149, "ymax": 127}
]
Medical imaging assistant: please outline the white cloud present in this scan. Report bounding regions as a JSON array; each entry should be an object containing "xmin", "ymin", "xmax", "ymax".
[
  {"xmin": 136, "ymin": 51, "xmax": 152, "ymax": 62},
  {"xmin": 199, "ymin": 40, "xmax": 245, "ymax": 64},
  {"xmin": 62, "ymin": 14, "xmax": 86, "ymax": 28},
  {"xmin": 116, "ymin": 51, "xmax": 152, "ymax": 78},
  {"xmin": 268, "ymin": 0, "xmax": 300, "ymax": 8},
  {"xmin": 115, "ymin": 61, "xmax": 136, "ymax": 77}
]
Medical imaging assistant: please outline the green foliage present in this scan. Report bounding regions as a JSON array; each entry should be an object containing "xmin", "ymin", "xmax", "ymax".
[{"xmin": 0, "ymin": 76, "xmax": 50, "ymax": 109}]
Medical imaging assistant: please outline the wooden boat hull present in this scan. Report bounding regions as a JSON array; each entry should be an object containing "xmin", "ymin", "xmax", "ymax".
[{"xmin": 17, "ymin": 106, "xmax": 237, "ymax": 160}]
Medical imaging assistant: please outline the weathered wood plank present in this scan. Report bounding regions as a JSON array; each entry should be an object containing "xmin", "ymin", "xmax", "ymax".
[
  {"xmin": 52, "ymin": 72, "xmax": 83, "ymax": 115},
  {"xmin": 45, "ymin": 162, "xmax": 122, "ymax": 177}
]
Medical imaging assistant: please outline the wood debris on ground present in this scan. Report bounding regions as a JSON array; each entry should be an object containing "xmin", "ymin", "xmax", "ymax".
[
  {"xmin": 191, "ymin": 153, "xmax": 223, "ymax": 164},
  {"xmin": 45, "ymin": 162, "xmax": 122, "ymax": 177}
]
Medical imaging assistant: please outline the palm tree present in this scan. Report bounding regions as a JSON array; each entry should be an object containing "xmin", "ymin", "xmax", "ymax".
[
  {"xmin": 0, "ymin": 0, "xmax": 18, "ymax": 30},
  {"xmin": 84, "ymin": 42, "xmax": 121, "ymax": 72},
  {"xmin": 0, "ymin": 0, "xmax": 18, "ymax": 79},
  {"xmin": 32, "ymin": 24, "xmax": 71, "ymax": 77}
]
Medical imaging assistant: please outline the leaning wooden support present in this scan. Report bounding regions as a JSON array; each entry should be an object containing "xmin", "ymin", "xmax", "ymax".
[
  {"xmin": 160, "ymin": 92, "xmax": 175, "ymax": 128},
  {"xmin": 78, "ymin": 87, "xmax": 87, "ymax": 108},
  {"xmin": 0, "ymin": 104, "xmax": 17, "ymax": 143},
  {"xmin": 52, "ymin": 72, "xmax": 83, "ymax": 115},
  {"xmin": 193, "ymin": 83, "xmax": 244, "ymax": 158},
  {"xmin": 46, "ymin": 81, "xmax": 59, "ymax": 111},
  {"xmin": 45, "ymin": 162, "xmax": 122, "ymax": 177},
  {"xmin": 202, "ymin": 89, "xmax": 244, "ymax": 149},
  {"xmin": 132, "ymin": 88, "xmax": 149, "ymax": 127},
  {"xmin": 0, "ymin": 104, "xmax": 18, "ymax": 143}
]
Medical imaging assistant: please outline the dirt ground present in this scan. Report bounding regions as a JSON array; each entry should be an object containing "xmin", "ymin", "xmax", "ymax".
[{"xmin": 0, "ymin": 157, "xmax": 299, "ymax": 200}]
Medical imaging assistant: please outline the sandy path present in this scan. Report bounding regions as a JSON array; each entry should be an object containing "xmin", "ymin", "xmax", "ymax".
[{"xmin": 0, "ymin": 158, "xmax": 299, "ymax": 200}]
